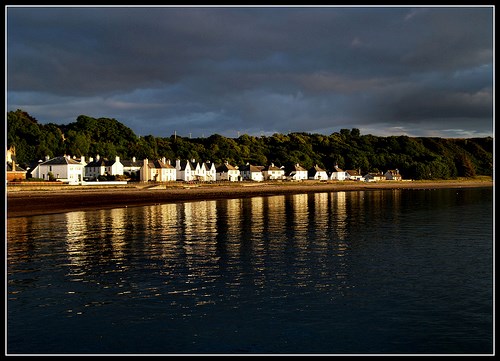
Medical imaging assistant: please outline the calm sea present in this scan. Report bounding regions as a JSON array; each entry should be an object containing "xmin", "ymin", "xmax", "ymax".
[{"xmin": 6, "ymin": 188, "xmax": 493, "ymax": 355}]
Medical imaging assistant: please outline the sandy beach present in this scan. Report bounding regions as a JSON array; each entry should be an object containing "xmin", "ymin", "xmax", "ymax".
[{"xmin": 6, "ymin": 179, "xmax": 493, "ymax": 218}]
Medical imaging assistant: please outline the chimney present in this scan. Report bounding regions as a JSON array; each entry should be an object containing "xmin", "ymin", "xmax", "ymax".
[
  {"xmin": 12, "ymin": 160, "xmax": 16, "ymax": 172},
  {"xmin": 80, "ymin": 156, "xmax": 85, "ymax": 164},
  {"xmin": 96, "ymin": 154, "xmax": 100, "ymax": 161},
  {"xmin": 89, "ymin": 157, "xmax": 94, "ymax": 163},
  {"xmin": 45, "ymin": 155, "xmax": 50, "ymax": 161},
  {"xmin": 132, "ymin": 156, "xmax": 136, "ymax": 162},
  {"xmin": 115, "ymin": 156, "xmax": 120, "ymax": 163},
  {"xmin": 142, "ymin": 158, "xmax": 149, "ymax": 182},
  {"xmin": 162, "ymin": 157, "xmax": 166, "ymax": 164},
  {"xmin": 166, "ymin": 159, "xmax": 171, "ymax": 165}
]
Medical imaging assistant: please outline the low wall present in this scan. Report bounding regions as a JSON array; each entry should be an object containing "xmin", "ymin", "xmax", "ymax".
[
  {"xmin": 81, "ymin": 181, "xmax": 128, "ymax": 186},
  {"xmin": 7, "ymin": 181, "xmax": 130, "ymax": 192}
]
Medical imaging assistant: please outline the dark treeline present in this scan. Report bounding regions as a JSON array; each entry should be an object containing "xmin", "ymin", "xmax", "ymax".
[{"xmin": 7, "ymin": 109, "xmax": 493, "ymax": 180}]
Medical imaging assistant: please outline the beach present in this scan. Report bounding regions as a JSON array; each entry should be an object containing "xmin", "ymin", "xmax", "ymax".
[{"xmin": 6, "ymin": 179, "xmax": 493, "ymax": 218}]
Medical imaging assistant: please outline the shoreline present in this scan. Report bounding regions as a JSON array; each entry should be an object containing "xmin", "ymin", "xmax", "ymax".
[{"xmin": 6, "ymin": 179, "xmax": 493, "ymax": 218}]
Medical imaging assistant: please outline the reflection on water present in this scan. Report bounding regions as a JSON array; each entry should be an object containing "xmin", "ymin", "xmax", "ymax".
[
  {"xmin": 7, "ymin": 189, "xmax": 493, "ymax": 354},
  {"xmin": 7, "ymin": 192, "xmax": 361, "ymax": 274}
]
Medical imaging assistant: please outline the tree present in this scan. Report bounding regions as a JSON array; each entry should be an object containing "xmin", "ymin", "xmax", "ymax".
[
  {"xmin": 350, "ymin": 128, "xmax": 361, "ymax": 137},
  {"xmin": 455, "ymin": 153, "xmax": 476, "ymax": 178},
  {"xmin": 340, "ymin": 128, "xmax": 351, "ymax": 137},
  {"xmin": 65, "ymin": 130, "xmax": 90, "ymax": 156}
]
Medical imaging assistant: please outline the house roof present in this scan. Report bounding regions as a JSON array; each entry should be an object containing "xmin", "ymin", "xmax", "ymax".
[
  {"xmin": 263, "ymin": 163, "xmax": 284, "ymax": 171},
  {"xmin": 122, "ymin": 159, "xmax": 143, "ymax": 167},
  {"xmin": 85, "ymin": 158, "xmax": 107, "ymax": 167},
  {"xmin": 240, "ymin": 164, "xmax": 264, "ymax": 172},
  {"xmin": 291, "ymin": 163, "xmax": 307, "ymax": 172},
  {"xmin": 308, "ymin": 165, "xmax": 327, "ymax": 177},
  {"xmin": 284, "ymin": 163, "xmax": 307, "ymax": 176},
  {"xmin": 6, "ymin": 162, "xmax": 27, "ymax": 172},
  {"xmin": 148, "ymin": 159, "xmax": 175, "ymax": 169},
  {"xmin": 177, "ymin": 159, "xmax": 191, "ymax": 170},
  {"xmin": 202, "ymin": 162, "xmax": 216, "ymax": 171},
  {"xmin": 41, "ymin": 156, "xmax": 82, "ymax": 166},
  {"xmin": 216, "ymin": 163, "xmax": 238, "ymax": 172},
  {"xmin": 346, "ymin": 169, "xmax": 361, "ymax": 176},
  {"xmin": 333, "ymin": 166, "xmax": 344, "ymax": 172},
  {"xmin": 309, "ymin": 165, "xmax": 326, "ymax": 172}
]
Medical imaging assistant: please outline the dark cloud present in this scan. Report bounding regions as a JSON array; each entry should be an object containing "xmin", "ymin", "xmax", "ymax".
[{"xmin": 6, "ymin": 6, "xmax": 493, "ymax": 138}]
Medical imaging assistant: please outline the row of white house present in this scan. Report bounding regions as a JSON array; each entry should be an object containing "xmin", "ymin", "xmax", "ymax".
[{"xmin": 28, "ymin": 155, "xmax": 402, "ymax": 185}]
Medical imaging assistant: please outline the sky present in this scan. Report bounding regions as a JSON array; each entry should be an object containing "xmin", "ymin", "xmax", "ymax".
[{"xmin": 6, "ymin": 5, "xmax": 494, "ymax": 139}]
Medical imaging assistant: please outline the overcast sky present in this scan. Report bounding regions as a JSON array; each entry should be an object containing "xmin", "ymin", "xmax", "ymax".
[{"xmin": 6, "ymin": 6, "xmax": 494, "ymax": 138}]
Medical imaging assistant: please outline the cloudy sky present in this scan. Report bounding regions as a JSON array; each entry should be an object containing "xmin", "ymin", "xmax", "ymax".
[{"xmin": 6, "ymin": 6, "xmax": 494, "ymax": 138}]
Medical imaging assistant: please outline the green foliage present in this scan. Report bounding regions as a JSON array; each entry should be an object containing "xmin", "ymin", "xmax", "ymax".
[
  {"xmin": 6, "ymin": 110, "xmax": 493, "ymax": 180},
  {"xmin": 350, "ymin": 128, "xmax": 361, "ymax": 137},
  {"xmin": 7, "ymin": 109, "xmax": 41, "ymax": 165}
]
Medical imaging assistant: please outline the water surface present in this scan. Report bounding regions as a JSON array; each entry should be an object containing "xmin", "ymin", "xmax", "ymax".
[{"xmin": 7, "ymin": 188, "xmax": 493, "ymax": 354}]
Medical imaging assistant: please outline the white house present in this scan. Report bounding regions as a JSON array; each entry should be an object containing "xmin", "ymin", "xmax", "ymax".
[
  {"xmin": 286, "ymin": 163, "xmax": 308, "ymax": 181},
  {"xmin": 363, "ymin": 172, "xmax": 386, "ymax": 182},
  {"xmin": 202, "ymin": 161, "xmax": 217, "ymax": 182},
  {"xmin": 122, "ymin": 156, "xmax": 143, "ymax": 179},
  {"xmin": 262, "ymin": 163, "xmax": 285, "ymax": 180},
  {"xmin": 140, "ymin": 158, "xmax": 176, "ymax": 182},
  {"xmin": 162, "ymin": 159, "xmax": 178, "ymax": 181},
  {"xmin": 384, "ymin": 169, "xmax": 402, "ymax": 181},
  {"xmin": 31, "ymin": 155, "xmax": 84, "ymax": 184},
  {"xmin": 330, "ymin": 165, "xmax": 346, "ymax": 181},
  {"xmin": 216, "ymin": 162, "xmax": 240, "ymax": 181},
  {"xmin": 85, "ymin": 155, "xmax": 124, "ymax": 180},
  {"xmin": 189, "ymin": 160, "xmax": 204, "ymax": 181},
  {"xmin": 345, "ymin": 169, "xmax": 363, "ymax": 181},
  {"xmin": 240, "ymin": 163, "xmax": 264, "ymax": 182},
  {"xmin": 175, "ymin": 159, "xmax": 193, "ymax": 181},
  {"xmin": 308, "ymin": 164, "xmax": 329, "ymax": 180}
]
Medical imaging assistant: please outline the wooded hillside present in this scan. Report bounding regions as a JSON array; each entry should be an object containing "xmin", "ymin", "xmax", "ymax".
[{"xmin": 7, "ymin": 109, "xmax": 493, "ymax": 180}]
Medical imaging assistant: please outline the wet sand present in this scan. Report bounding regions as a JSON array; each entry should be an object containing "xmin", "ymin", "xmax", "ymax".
[{"xmin": 7, "ymin": 180, "xmax": 493, "ymax": 218}]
